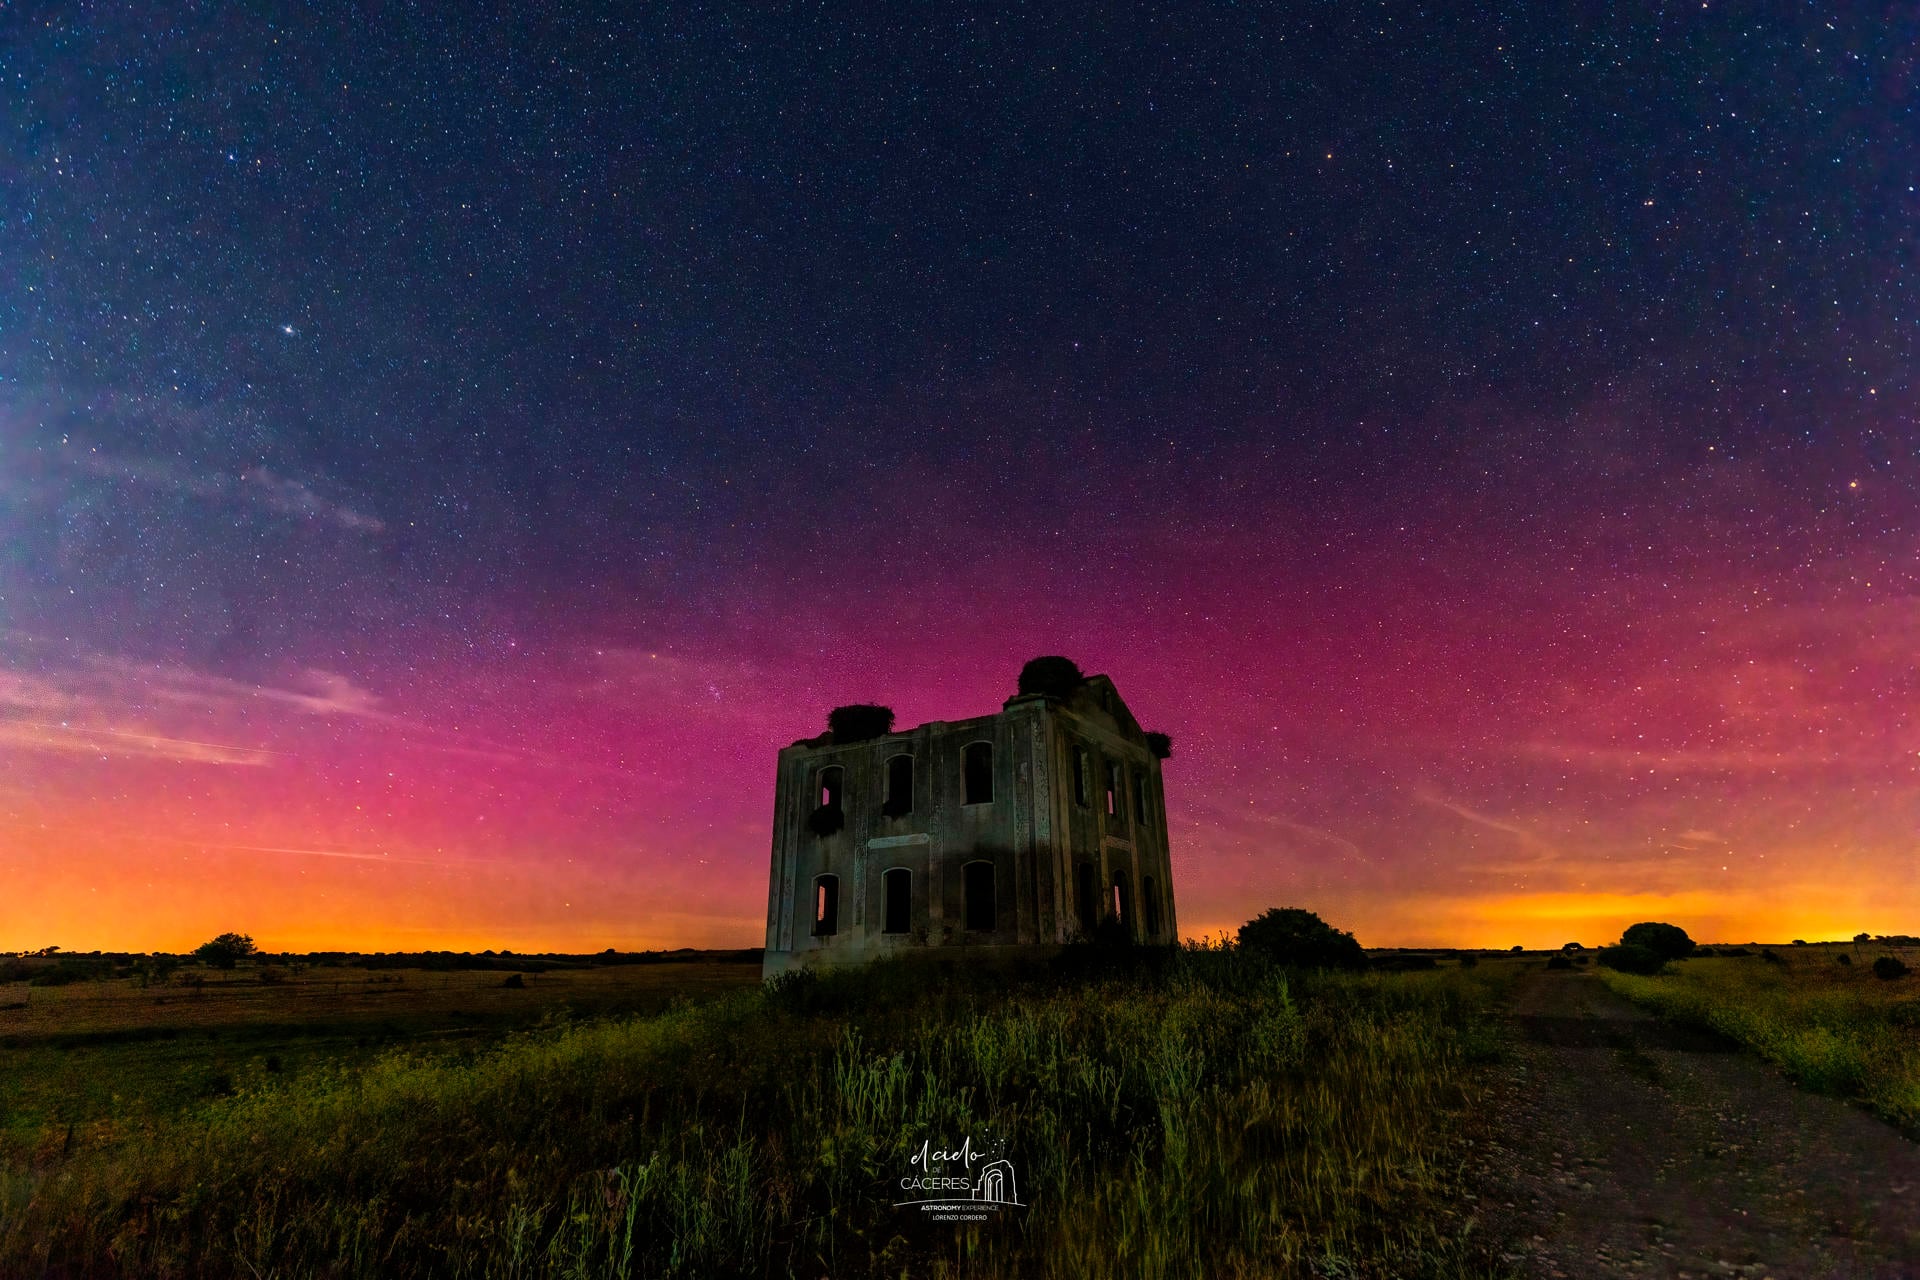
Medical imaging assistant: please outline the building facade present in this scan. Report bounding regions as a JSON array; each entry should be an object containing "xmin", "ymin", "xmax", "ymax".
[{"xmin": 762, "ymin": 674, "xmax": 1176, "ymax": 977}]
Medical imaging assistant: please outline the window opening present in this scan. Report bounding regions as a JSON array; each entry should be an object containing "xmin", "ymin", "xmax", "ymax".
[
  {"xmin": 884, "ymin": 755, "xmax": 914, "ymax": 817},
  {"xmin": 963, "ymin": 742, "xmax": 993, "ymax": 805},
  {"xmin": 882, "ymin": 867, "xmax": 911, "ymax": 934},
  {"xmin": 812, "ymin": 875, "xmax": 839, "ymax": 936},
  {"xmin": 964, "ymin": 860, "xmax": 996, "ymax": 931}
]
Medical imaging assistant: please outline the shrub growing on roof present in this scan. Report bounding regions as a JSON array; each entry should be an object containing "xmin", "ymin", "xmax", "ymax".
[
  {"xmin": 1145, "ymin": 731, "xmax": 1173, "ymax": 759},
  {"xmin": 1017, "ymin": 656, "xmax": 1085, "ymax": 699},
  {"xmin": 826, "ymin": 704, "xmax": 895, "ymax": 742}
]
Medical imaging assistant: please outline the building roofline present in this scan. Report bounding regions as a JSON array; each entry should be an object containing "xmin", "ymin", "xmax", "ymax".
[{"xmin": 784, "ymin": 673, "xmax": 1145, "ymax": 751}]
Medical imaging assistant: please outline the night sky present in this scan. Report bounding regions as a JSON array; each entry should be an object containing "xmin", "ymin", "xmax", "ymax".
[{"xmin": 3, "ymin": 7, "xmax": 1914, "ymax": 952}]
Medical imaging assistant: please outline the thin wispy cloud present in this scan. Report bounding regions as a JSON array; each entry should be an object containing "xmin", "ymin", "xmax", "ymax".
[
  {"xmin": 0, "ymin": 720, "xmax": 279, "ymax": 766},
  {"xmin": 198, "ymin": 842, "xmax": 455, "ymax": 866},
  {"xmin": 1509, "ymin": 741, "xmax": 1852, "ymax": 773},
  {"xmin": 1412, "ymin": 790, "xmax": 1561, "ymax": 866}
]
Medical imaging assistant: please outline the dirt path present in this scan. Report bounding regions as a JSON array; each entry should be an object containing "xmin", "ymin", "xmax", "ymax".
[{"xmin": 1478, "ymin": 970, "xmax": 1920, "ymax": 1279}]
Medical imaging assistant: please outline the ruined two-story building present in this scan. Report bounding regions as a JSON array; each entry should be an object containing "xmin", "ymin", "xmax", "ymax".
[{"xmin": 761, "ymin": 662, "xmax": 1176, "ymax": 977}]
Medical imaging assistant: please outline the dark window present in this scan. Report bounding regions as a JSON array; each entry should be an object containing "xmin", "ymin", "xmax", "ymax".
[
  {"xmin": 884, "ymin": 755, "xmax": 913, "ymax": 817},
  {"xmin": 808, "ymin": 765, "xmax": 846, "ymax": 836},
  {"xmin": 1072, "ymin": 748, "xmax": 1090, "ymax": 806},
  {"xmin": 812, "ymin": 875, "xmax": 839, "ymax": 936},
  {"xmin": 1133, "ymin": 772, "xmax": 1149, "ymax": 825},
  {"xmin": 1143, "ymin": 876, "xmax": 1160, "ymax": 938},
  {"xmin": 1076, "ymin": 862, "xmax": 1098, "ymax": 934},
  {"xmin": 1105, "ymin": 762, "xmax": 1121, "ymax": 819},
  {"xmin": 963, "ymin": 742, "xmax": 993, "ymax": 805},
  {"xmin": 964, "ymin": 860, "xmax": 995, "ymax": 931},
  {"xmin": 882, "ymin": 867, "xmax": 911, "ymax": 934}
]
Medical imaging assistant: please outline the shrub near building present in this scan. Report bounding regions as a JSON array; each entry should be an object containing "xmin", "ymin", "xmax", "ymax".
[
  {"xmin": 1236, "ymin": 908, "xmax": 1368, "ymax": 971},
  {"xmin": 1619, "ymin": 921, "xmax": 1695, "ymax": 961}
]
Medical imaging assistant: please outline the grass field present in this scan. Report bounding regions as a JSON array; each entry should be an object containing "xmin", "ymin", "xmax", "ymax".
[
  {"xmin": 0, "ymin": 957, "xmax": 762, "ymax": 1160},
  {"xmin": 1596, "ymin": 942, "xmax": 1920, "ymax": 1133},
  {"xmin": 0, "ymin": 947, "xmax": 1516, "ymax": 1279}
]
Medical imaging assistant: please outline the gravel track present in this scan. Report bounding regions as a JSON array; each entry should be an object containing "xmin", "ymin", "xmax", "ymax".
[{"xmin": 1477, "ymin": 970, "xmax": 1920, "ymax": 1279}]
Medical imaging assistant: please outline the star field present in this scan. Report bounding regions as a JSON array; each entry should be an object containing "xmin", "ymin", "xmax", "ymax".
[{"xmin": 1, "ymin": 5, "xmax": 1915, "ymax": 950}]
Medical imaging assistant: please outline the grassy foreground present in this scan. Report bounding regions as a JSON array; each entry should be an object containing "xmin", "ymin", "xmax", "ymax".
[
  {"xmin": 1, "ymin": 947, "xmax": 1513, "ymax": 1279},
  {"xmin": 1597, "ymin": 946, "xmax": 1920, "ymax": 1132},
  {"xmin": 0, "ymin": 960, "xmax": 762, "ymax": 1159}
]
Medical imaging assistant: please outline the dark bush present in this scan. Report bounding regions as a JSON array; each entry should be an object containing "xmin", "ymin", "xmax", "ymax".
[
  {"xmin": 826, "ymin": 704, "xmax": 895, "ymax": 742},
  {"xmin": 1760, "ymin": 948, "xmax": 1785, "ymax": 966},
  {"xmin": 195, "ymin": 933, "xmax": 257, "ymax": 971},
  {"xmin": 1719, "ymin": 945, "xmax": 1752, "ymax": 956},
  {"xmin": 1561, "ymin": 941, "xmax": 1584, "ymax": 952},
  {"xmin": 1620, "ymin": 922, "xmax": 1695, "ymax": 960},
  {"xmin": 806, "ymin": 804, "xmax": 845, "ymax": 837},
  {"xmin": 1872, "ymin": 956, "xmax": 1911, "ymax": 981},
  {"xmin": 1693, "ymin": 946, "xmax": 1717, "ymax": 957},
  {"xmin": 1545, "ymin": 955, "xmax": 1574, "ymax": 971},
  {"xmin": 1145, "ymin": 731, "xmax": 1173, "ymax": 759},
  {"xmin": 1792, "ymin": 939, "xmax": 1808, "ymax": 946},
  {"xmin": 1236, "ymin": 908, "xmax": 1366, "ymax": 971},
  {"xmin": 500, "ymin": 973, "xmax": 526, "ymax": 989},
  {"xmin": 1836, "ymin": 953, "xmax": 1852, "ymax": 966},
  {"xmin": 1017, "ymin": 656, "xmax": 1086, "ymax": 699},
  {"xmin": 28, "ymin": 960, "xmax": 105, "ymax": 987},
  {"xmin": 1510, "ymin": 945, "xmax": 1524, "ymax": 953},
  {"xmin": 1370, "ymin": 954, "xmax": 1438, "ymax": 973},
  {"xmin": 1457, "ymin": 953, "xmax": 1479, "ymax": 969},
  {"xmin": 1854, "ymin": 932, "xmax": 1872, "ymax": 943},
  {"xmin": 1597, "ymin": 944, "xmax": 1666, "ymax": 975},
  {"xmin": 1573, "ymin": 956, "xmax": 1589, "ymax": 966}
]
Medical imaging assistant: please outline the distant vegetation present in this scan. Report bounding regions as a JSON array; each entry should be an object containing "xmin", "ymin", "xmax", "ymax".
[
  {"xmin": 1597, "ymin": 944, "xmax": 1665, "ymax": 976},
  {"xmin": 1593, "ymin": 921, "xmax": 1696, "ymax": 976},
  {"xmin": 1619, "ymin": 921, "xmax": 1694, "ymax": 960},
  {"xmin": 192, "ymin": 933, "xmax": 257, "ymax": 971}
]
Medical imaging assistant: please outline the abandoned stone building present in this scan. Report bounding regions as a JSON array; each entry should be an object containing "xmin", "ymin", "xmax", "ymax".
[{"xmin": 761, "ymin": 663, "xmax": 1177, "ymax": 977}]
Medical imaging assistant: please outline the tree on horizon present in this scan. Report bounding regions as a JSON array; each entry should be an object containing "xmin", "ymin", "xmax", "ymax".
[{"xmin": 194, "ymin": 932, "xmax": 257, "ymax": 971}]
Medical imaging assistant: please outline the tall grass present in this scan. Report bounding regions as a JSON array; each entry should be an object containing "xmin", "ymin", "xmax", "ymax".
[
  {"xmin": 2, "ymin": 949, "xmax": 1514, "ymax": 1278},
  {"xmin": 1597, "ymin": 953, "xmax": 1920, "ymax": 1131}
]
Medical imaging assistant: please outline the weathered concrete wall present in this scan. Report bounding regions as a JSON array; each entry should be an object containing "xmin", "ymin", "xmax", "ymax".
[{"xmin": 762, "ymin": 676, "xmax": 1176, "ymax": 978}]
